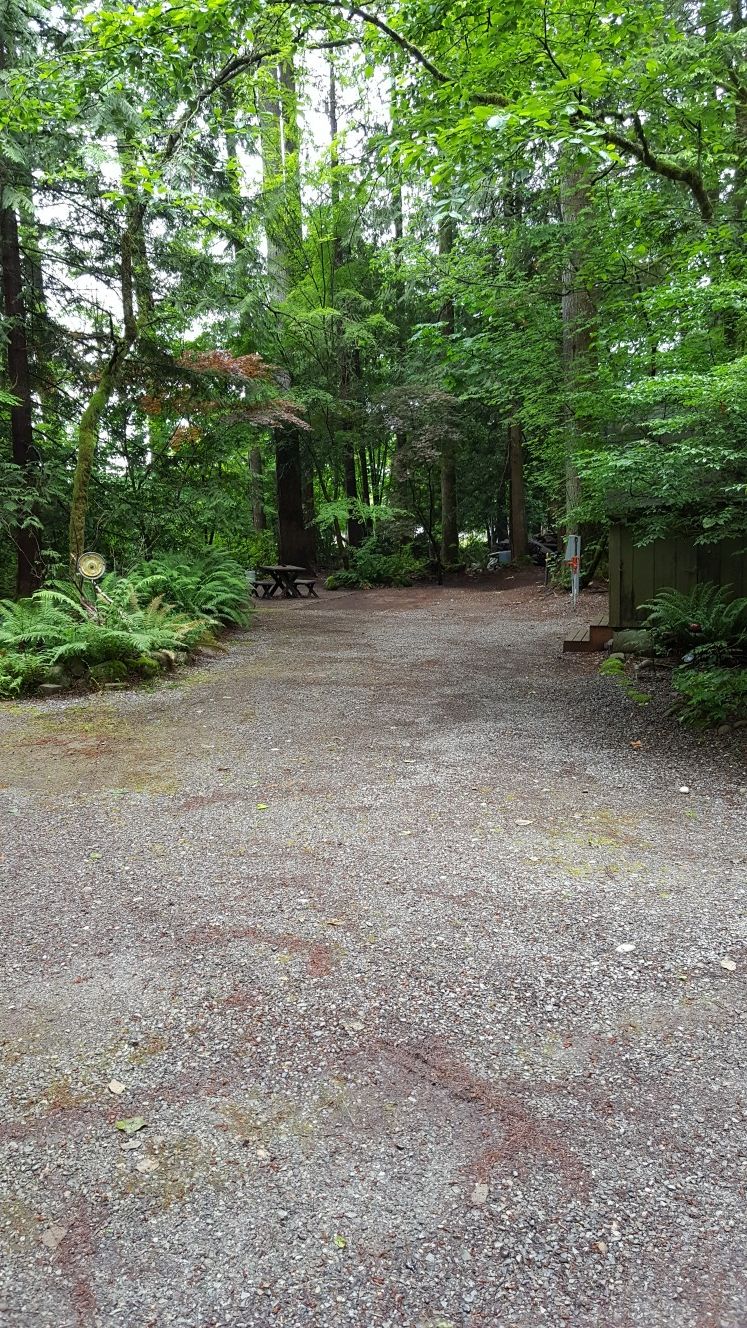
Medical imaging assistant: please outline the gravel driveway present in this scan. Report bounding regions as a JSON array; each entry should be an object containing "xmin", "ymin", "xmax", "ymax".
[{"xmin": 1, "ymin": 577, "xmax": 746, "ymax": 1328}]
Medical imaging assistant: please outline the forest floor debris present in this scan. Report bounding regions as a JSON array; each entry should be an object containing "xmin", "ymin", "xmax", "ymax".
[{"xmin": 1, "ymin": 574, "xmax": 746, "ymax": 1327}]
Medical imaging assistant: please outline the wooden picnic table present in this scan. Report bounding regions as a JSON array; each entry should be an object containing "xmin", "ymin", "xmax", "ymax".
[{"xmin": 259, "ymin": 565, "xmax": 307, "ymax": 598}]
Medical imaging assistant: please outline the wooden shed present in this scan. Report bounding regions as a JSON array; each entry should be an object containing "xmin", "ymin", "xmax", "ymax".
[{"xmin": 608, "ymin": 523, "xmax": 747, "ymax": 629}]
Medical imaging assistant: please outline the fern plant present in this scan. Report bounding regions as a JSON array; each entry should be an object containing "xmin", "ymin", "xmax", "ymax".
[
  {"xmin": 638, "ymin": 583, "xmax": 747, "ymax": 658},
  {"xmin": 0, "ymin": 549, "xmax": 250, "ymax": 699},
  {"xmin": 123, "ymin": 550, "xmax": 250, "ymax": 626}
]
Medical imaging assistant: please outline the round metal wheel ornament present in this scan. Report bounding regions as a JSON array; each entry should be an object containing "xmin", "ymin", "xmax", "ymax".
[{"xmin": 77, "ymin": 551, "xmax": 107, "ymax": 581}]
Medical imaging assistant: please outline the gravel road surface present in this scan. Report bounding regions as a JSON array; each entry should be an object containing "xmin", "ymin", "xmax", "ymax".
[{"xmin": 1, "ymin": 577, "xmax": 745, "ymax": 1328}]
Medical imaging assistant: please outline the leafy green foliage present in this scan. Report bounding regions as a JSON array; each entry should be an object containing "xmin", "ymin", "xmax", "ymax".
[
  {"xmin": 352, "ymin": 537, "xmax": 423, "ymax": 588},
  {"xmin": 639, "ymin": 584, "xmax": 747, "ymax": 658},
  {"xmin": 672, "ymin": 669, "xmax": 747, "ymax": 730},
  {"xmin": 120, "ymin": 550, "xmax": 251, "ymax": 626},
  {"xmin": 0, "ymin": 549, "xmax": 248, "ymax": 697}
]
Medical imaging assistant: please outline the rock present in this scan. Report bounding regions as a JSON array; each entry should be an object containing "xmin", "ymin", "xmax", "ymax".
[
  {"xmin": 717, "ymin": 724, "xmax": 731, "ymax": 735},
  {"xmin": 135, "ymin": 653, "xmax": 161, "ymax": 678},
  {"xmin": 607, "ymin": 652, "xmax": 626, "ymax": 663},
  {"xmin": 37, "ymin": 683, "xmax": 63, "ymax": 696},
  {"xmin": 40, "ymin": 1224, "xmax": 68, "ymax": 1252},
  {"xmin": 610, "ymin": 629, "xmax": 654, "ymax": 656},
  {"xmin": 89, "ymin": 660, "xmax": 129, "ymax": 685}
]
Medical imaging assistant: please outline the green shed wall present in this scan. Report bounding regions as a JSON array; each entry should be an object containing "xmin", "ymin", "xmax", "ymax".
[{"xmin": 608, "ymin": 525, "xmax": 747, "ymax": 629}]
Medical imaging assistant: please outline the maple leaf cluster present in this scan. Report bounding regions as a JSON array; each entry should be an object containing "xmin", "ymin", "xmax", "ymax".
[{"xmin": 178, "ymin": 350, "xmax": 275, "ymax": 382}]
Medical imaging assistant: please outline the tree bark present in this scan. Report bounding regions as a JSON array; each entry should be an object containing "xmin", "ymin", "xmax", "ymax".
[
  {"xmin": 276, "ymin": 428, "xmax": 315, "ymax": 567},
  {"xmin": 438, "ymin": 216, "xmax": 459, "ymax": 566},
  {"xmin": 69, "ymin": 342, "xmax": 130, "ymax": 569},
  {"xmin": 560, "ymin": 160, "xmax": 597, "ymax": 530},
  {"xmin": 0, "ymin": 199, "xmax": 40, "ymax": 595},
  {"xmin": 249, "ymin": 446, "xmax": 267, "ymax": 531},
  {"xmin": 259, "ymin": 56, "xmax": 311, "ymax": 562},
  {"xmin": 508, "ymin": 413, "xmax": 527, "ymax": 559}
]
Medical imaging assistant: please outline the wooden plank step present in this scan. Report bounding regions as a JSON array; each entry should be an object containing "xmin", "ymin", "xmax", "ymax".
[
  {"xmin": 589, "ymin": 622, "xmax": 613, "ymax": 648},
  {"xmin": 563, "ymin": 618, "xmax": 612, "ymax": 653},
  {"xmin": 563, "ymin": 626, "xmax": 591, "ymax": 653}
]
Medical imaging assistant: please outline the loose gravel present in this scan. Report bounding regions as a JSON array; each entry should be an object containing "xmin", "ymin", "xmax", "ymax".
[{"xmin": 1, "ymin": 576, "xmax": 746, "ymax": 1328}]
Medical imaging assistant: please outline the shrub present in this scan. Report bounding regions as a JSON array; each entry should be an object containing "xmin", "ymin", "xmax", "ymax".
[
  {"xmin": 326, "ymin": 569, "xmax": 369, "ymax": 591},
  {"xmin": 351, "ymin": 537, "xmax": 423, "ymax": 587},
  {"xmin": 460, "ymin": 536, "xmax": 490, "ymax": 567},
  {"xmin": 124, "ymin": 549, "xmax": 251, "ymax": 626},
  {"xmin": 0, "ymin": 548, "xmax": 248, "ymax": 699},
  {"xmin": 671, "ymin": 668, "xmax": 747, "ymax": 729},
  {"xmin": 639, "ymin": 583, "xmax": 747, "ymax": 659}
]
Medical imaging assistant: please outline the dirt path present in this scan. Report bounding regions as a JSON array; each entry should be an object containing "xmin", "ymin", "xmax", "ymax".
[{"xmin": 1, "ymin": 578, "xmax": 746, "ymax": 1328}]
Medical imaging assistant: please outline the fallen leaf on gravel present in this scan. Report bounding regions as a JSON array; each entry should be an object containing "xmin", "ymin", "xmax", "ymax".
[
  {"xmin": 595, "ymin": 1240, "xmax": 607, "ymax": 1255},
  {"xmin": 120, "ymin": 1139, "xmax": 142, "ymax": 1151},
  {"xmin": 40, "ymin": 1224, "xmax": 67, "ymax": 1251},
  {"xmin": 630, "ymin": 740, "xmax": 642, "ymax": 749},
  {"xmin": 107, "ymin": 1080, "xmax": 126, "ymax": 1096},
  {"xmin": 136, "ymin": 1157, "xmax": 159, "ymax": 1173},
  {"xmin": 325, "ymin": 918, "xmax": 345, "ymax": 926},
  {"xmin": 471, "ymin": 1183, "xmax": 489, "ymax": 1206},
  {"xmin": 615, "ymin": 943, "xmax": 636, "ymax": 954},
  {"xmin": 256, "ymin": 803, "xmax": 269, "ymax": 811},
  {"xmin": 333, "ymin": 1234, "xmax": 347, "ymax": 1249},
  {"xmin": 341, "ymin": 1019, "xmax": 364, "ymax": 1034},
  {"xmin": 115, "ymin": 1116, "xmax": 146, "ymax": 1136},
  {"xmin": 515, "ymin": 818, "xmax": 534, "ymax": 826},
  {"xmin": 256, "ymin": 1148, "xmax": 270, "ymax": 1161},
  {"xmin": 720, "ymin": 958, "xmax": 737, "ymax": 972}
]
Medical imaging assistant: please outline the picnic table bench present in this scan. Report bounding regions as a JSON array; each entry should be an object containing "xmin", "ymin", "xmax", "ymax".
[{"xmin": 254, "ymin": 565, "xmax": 318, "ymax": 599}]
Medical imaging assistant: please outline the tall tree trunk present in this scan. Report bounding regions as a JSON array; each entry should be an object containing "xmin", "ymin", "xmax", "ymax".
[
  {"xmin": 326, "ymin": 59, "xmax": 364, "ymax": 550},
  {"xmin": 260, "ymin": 57, "xmax": 311, "ymax": 561},
  {"xmin": 508, "ymin": 413, "xmax": 527, "ymax": 559},
  {"xmin": 69, "ymin": 195, "xmax": 145, "ymax": 568},
  {"xmin": 250, "ymin": 446, "xmax": 267, "ymax": 531},
  {"xmin": 358, "ymin": 442, "xmax": 371, "ymax": 510},
  {"xmin": 69, "ymin": 342, "xmax": 130, "ymax": 569},
  {"xmin": 276, "ymin": 428, "xmax": 314, "ymax": 566},
  {"xmin": 0, "ymin": 200, "xmax": 39, "ymax": 595},
  {"xmin": 560, "ymin": 159, "xmax": 597, "ymax": 530},
  {"xmin": 438, "ymin": 216, "xmax": 459, "ymax": 566},
  {"xmin": 0, "ymin": 24, "xmax": 40, "ymax": 597}
]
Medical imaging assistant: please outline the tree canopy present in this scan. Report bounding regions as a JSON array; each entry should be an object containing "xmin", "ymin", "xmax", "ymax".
[{"xmin": 1, "ymin": 0, "xmax": 745, "ymax": 594}]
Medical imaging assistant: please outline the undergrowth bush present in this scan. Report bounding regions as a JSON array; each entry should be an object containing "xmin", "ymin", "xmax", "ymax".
[
  {"xmin": 326, "ymin": 568, "xmax": 368, "ymax": 590},
  {"xmin": 0, "ymin": 549, "xmax": 250, "ymax": 699},
  {"xmin": 671, "ymin": 668, "xmax": 747, "ymax": 729},
  {"xmin": 123, "ymin": 550, "xmax": 250, "ymax": 626},
  {"xmin": 639, "ymin": 583, "xmax": 747, "ymax": 660},
  {"xmin": 326, "ymin": 537, "xmax": 424, "ymax": 591}
]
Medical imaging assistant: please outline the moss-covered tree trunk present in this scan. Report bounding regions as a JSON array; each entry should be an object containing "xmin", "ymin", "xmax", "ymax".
[
  {"xmin": 438, "ymin": 217, "xmax": 459, "ymax": 566},
  {"xmin": 68, "ymin": 344, "xmax": 130, "ymax": 570}
]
